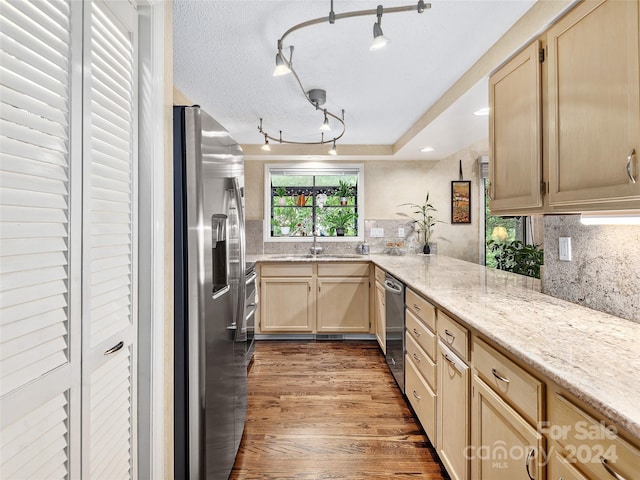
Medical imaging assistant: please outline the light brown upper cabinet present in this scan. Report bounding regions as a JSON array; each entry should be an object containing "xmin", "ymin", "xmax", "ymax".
[
  {"xmin": 489, "ymin": 0, "xmax": 640, "ymax": 216},
  {"xmin": 489, "ymin": 40, "xmax": 543, "ymax": 214},
  {"xmin": 547, "ymin": 0, "xmax": 640, "ymax": 210}
]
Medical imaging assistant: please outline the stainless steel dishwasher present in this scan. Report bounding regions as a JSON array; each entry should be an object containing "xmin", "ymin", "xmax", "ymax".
[{"xmin": 384, "ymin": 273, "xmax": 405, "ymax": 393}]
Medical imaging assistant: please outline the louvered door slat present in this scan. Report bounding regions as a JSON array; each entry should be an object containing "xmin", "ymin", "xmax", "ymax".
[
  {"xmin": 1, "ymin": 322, "xmax": 67, "ymax": 360},
  {"xmin": 0, "ymin": 237, "xmax": 67, "ymax": 256},
  {"xmin": 0, "ymin": 102, "xmax": 67, "ymax": 138},
  {"xmin": 0, "ymin": 170, "xmax": 68, "ymax": 195},
  {"xmin": 91, "ymin": 98, "xmax": 129, "ymax": 133},
  {"xmin": 0, "ymin": 278, "xmax": 67, "ymax": 309},
  {"xmin": 0, "ymin": 136, "xmax": 68, "ymax": 167},
  {"xmin": 0, "ymin": 87, "xmax": 67, "ymax": 126},
  {"xmin": 1, "ymin": 155, "xmax": 68, "ymax": 180},
  {"xmin": 0, "ymin": 250, "xmax": 67, "ymax": 274},
  {"xmin": 0, "ymin": 52, "xmax": 69, "ymax": 99},
  {"xmin": 1, "ymin": 351, "xmax": 67, "ymax": 393},
  {"xmin": 1, "ymin": 310, "xmax": 66, "ymax": 344},
  {"xmin": 0, "ymin": 295, "xmax": 67, "ymax": 326}
]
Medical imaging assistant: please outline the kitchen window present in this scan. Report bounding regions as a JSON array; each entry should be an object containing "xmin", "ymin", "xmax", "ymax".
[{"xmin": 264, "ymin": 164, "xmax": 364, "ymax": 241}]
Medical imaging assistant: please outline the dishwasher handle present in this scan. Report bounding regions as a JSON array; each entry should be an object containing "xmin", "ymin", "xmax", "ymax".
[{"xmin": 384, "ymin": 280, "xmax": 403, "ymax": 295}]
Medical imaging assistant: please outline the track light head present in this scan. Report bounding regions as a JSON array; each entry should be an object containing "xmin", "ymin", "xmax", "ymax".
[
  {"xmin": 328, "ymin": 140, "xmax": 337, "ymax": 156},
  {"xmin": 273, "ymin": 51, "xmax": 291, "ymax": 76},
  {"xmin": 370, "ymin": 6, "xmax": 390, "ymax": 51},
  {"xmin": 320, "ymin": 111, "xmax": 331, "ymax": 131},
  {"xmin": 261, "ymin": 135, "xmax": 271, "ymax": 151}
]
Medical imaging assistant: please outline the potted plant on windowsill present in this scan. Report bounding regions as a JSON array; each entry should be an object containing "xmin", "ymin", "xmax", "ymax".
[
  {"xmin": 399, "ymin": 193, "xmax": 442, "ymax": 254},
  {"xmin": 487, "ymin": 239, "xmax": 544, "ymax": 279},
  {"xmin": 325, "ymin": 208, "xmax": 357, "ymax": 236},
  {"xmin": 275, "ymin": 186, "xmax": 288, "ymax": 206},
  {"xmin": 336, "ymin": 180, "xmax": 354, "ymax": 206}
]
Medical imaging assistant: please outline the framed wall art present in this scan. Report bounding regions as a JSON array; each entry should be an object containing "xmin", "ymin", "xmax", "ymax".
[{"xmin": 451, "ymin": 180, "xmax": 471, "ymax": 224}]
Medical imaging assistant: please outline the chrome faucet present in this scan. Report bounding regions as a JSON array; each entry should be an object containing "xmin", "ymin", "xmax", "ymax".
[{"xmin": 310, "ymin": 230, "xmax": 323, "ymax": 256}]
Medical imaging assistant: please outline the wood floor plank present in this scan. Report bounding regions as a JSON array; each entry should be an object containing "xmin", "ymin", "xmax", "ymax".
[{"xmin": 230, "ymin": 341, "xmax": 449, "ymax": 479}]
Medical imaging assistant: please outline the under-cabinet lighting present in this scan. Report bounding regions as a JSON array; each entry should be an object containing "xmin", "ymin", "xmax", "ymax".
[
  {"xmin": 473, "ymin": 107, "xmax": 490, "ymax": 116},
  {"xmin": 580, "ymin": 214, "xmax": 640, "ymax": 225},
  {"xmin": 420, "ymin": 146, "xmax": 434, "ymax": 152}
]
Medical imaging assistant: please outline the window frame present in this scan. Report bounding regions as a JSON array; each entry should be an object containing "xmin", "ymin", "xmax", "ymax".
[{"xmin": 263, "ymin": 163, "xmax": 365, "ymax": 242}]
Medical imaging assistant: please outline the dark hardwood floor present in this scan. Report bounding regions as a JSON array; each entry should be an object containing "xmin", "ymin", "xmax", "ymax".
[{"xmin": 230, "ymin": 341, "xmax": 450, "ymax": 479}]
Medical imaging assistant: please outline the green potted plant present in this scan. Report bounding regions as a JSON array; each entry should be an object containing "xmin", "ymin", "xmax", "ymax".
[
  {"xmin": 336, "ymin": 180, "xmax": 353, "ymax": 206},
  {"xmin": 275, "ymin": 186, "xmax": 288, "ymax": 206},
  {"xmin": 487, "ymin": 239, "xmax": 544, "ymax": 279},
  {"xmin": 325, "ymin": 208, "xmax": 357, "ymax": 236},
  {"xmin": 399, "ymin": 193, "xmax": 442, "ymax": 254}
]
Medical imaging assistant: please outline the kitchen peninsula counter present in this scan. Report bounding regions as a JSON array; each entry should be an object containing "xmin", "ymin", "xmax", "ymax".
[{"xmin": 248, "ymin": 253, "xmax": 640, "ymax": 440}]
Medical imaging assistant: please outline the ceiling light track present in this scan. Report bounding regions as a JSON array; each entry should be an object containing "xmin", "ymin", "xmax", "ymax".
[{"xmin": 258, "ymin": 0, "xmax": 431, "ymax": 155}]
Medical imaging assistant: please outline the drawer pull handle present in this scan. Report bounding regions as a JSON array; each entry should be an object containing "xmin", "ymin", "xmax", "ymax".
[
  {"xmin": 104, "ymin": 341, "xmax": 124, "ymax": 356},
  {"xmin": 413, "ymin": 328, "xmax": 421, "ymax": 337},
  {"xmin": 600, "ymin": 457, "xmax": 627, "ymax": 480},
  {"xmin": 414, "ymin": 303, "xmax": 421, "ymax": 312},
  {"xmin": 492, "ymin": 368, "xmax": 510, "ymax": 384},
  {"xmin": 413, "ymin": 353, "xmax": 421, "ymax": 363},
  {"xmin": 444, "ymin": 354, "xmax": 455, "ymax": 366},
  {"xmin": 412, "ymin": 390, "xmax": 421, "ymax": 400},
  {"xmin": 445, "ymin": 329, "xmax": 455, "ymax": 341},
  {"xmin": 627, "ymin": 149, "xmax": 637, "ymax": 183},
  {"xmin": 525, "ymin": 448, "xmax": 535, "ymax": 480}
]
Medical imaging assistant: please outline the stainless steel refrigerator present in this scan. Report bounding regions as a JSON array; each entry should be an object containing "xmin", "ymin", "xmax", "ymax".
[{"xmin": 173, "ymin": 106, "xmax": 248, "ymax": 479}]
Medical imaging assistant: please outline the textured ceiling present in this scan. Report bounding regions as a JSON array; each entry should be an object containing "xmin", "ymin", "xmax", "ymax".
[{"xmin": 173, "ymin": 0, "xmax": 536, "ymax": 159}]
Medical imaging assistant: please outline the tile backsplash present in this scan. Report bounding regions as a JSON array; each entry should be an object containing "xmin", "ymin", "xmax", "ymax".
[
  {"xmin": 246, "ymin": 219, "xmax": 431, "ymax": 256},
  {"xmin": 543, "ymin": 215, "xmax": 640, "ymax": 323}
]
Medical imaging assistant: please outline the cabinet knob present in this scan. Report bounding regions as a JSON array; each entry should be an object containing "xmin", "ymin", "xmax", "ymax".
[{"xmin": 627, "ymin": 149, "xmax": 637, "ymax": 183}]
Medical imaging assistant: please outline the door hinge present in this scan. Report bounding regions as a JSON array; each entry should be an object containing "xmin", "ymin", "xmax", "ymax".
[
  {"xmin": 540, "ymin": 180, "xmax": 547, "ymax": 195},
  {"xmin": 539, "ymin": 47, "xmax": 545, "ymax": 63}
]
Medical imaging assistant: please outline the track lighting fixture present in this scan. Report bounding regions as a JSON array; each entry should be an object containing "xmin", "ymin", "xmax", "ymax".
[
  {"xmin": 328, "ymin": 140, "xmax": 337, "ymax": 156},
  {"xmin": 370, "ymin": 6, "xmax": 390, "ymax": 51},
  {"xmin": 260, "ymin": 134, "xmax": 271, "ymax": 151},
  {"xmin": 259, "ymin": 0, "xmax": 431, "ymax": 153},
  {"xmin": 320, "ymin": 110, "xmax": 331, "ymax": 132},
  {"xmin": 273, "ymin": 44, "xmax": 293, "ymax": 77}
]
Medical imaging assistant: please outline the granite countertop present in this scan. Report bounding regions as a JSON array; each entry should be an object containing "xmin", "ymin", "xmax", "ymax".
[{"xmin": 248, "ymin": 253, "xmax": 640, "ymax": 440}]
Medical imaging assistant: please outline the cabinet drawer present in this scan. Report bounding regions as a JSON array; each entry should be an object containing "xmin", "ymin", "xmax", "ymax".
[
  {"xmin": 547, "ymin": 451, "xmax": 589, "ymax": 480},
  {"xmin": 374, "ymin": 266, "xmax": 385, "ymax": 284},
  {"xmin": 406, "ymin": 288, "xmax": 436, "ymax": 332},
  {"xmin": 406, "ymin": 308, "xmax": 436, "ymax": 362},
  {"xmin": 261, "ymin": 263, "xmax": 313, "ymax": 277},
  {"xmin": 406, "ymin": 355, "xmax": 437, "ymax": 445},
  {"xmin": 473, "ymin": 337, "xmax": 543, "ymax": 425},
  {"xmin": 548, "ymin": 393, "xmax": 640, "ymax": 480},
  {"xmin": 437, "ymin": 311, "xmax": 468, "ymax": 361},
  {"xmin": 317, "ymin": 262, "xmax": 369, "ymax": 277},
  {"xmin": 406, "ymin": 332, "xmax": 436, "ymax": 391}
]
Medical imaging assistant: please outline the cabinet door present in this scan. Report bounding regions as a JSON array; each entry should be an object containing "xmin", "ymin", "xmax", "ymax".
[
  {"xmin": 260, "ymin": 278, "xmax": 314, "ymax": 332},
  {"xmin": 317, "ymin": 277, "xmax": 370, "ymax": 333},
  {"xmin": 547, "ymin": 0, "xmax": 640, "ymax": 209},
  {"xmin": 471, "ymin": 376, "xmax": 544, "ymax": 480},
  {"xmin": 489, "ymin": 40, "xmax": 543, "ymax": 213},
  {"xmin": 374, "ymin": 281, "xmax": 386, "ymax": 352},
  {"xmin": 437, "ymin": 344, "xmax": 470, "ymax": 480}
]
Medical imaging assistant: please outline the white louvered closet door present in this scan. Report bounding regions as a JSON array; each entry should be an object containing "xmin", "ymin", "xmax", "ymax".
[
  {"xmin": 0, "ymin": 0, "xmax": 81, "ymax": 478},
  {"xmin": 81, "ymin": 1, "xmax": 137, "ymax": 479}
]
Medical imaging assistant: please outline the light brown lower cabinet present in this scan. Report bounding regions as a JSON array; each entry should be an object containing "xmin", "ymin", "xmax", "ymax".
[
  {"xmin": 260, "ymin": 277, "xmax": 315, "ymax": 332},
  {"xmin": 471, "ymin": 375, "xmax": 544, "ymax": 480},
  {"xmin": 316, "ymin": 277, "xmax": 369, "ymax": 333},
  {"xmin": 437, "ymin": 342, "xmax": 470, "ymax": 480}
]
